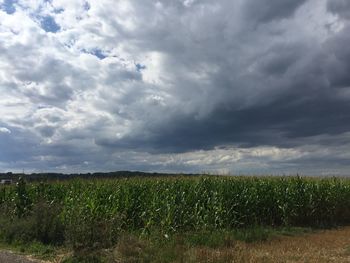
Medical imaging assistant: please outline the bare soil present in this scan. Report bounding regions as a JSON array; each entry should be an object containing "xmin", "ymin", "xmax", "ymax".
[{"xmin": 0, "ymin": 250, "xmax": 43, "ymax": 263}]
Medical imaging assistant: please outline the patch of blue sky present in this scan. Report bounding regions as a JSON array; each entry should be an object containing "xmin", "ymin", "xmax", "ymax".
[
  {"xmin": 53, "ymin": 7, "xmax": 64, "ymax": 14},
  {"xmin": 40, "ymin": 15, "xmax": 60, "ymax": 33},
  {"xmin": 92, "ymin": 49, "xmax": 106, "ymax": 59},
  {"xmin": 135, "ymin": 63, "xmax": 146, "ymax": 72},
  {"xmin": 82, "ymin": 49, "xmax": 107, "ymax": 60},
  {"xmin": 1, "ymin": 0, "xmax": 16, "ymax": 14},
  {"xmin": 37, "ymin": 104, "xmax": 53, "ymax": 110},
  {"xmin": 83, "ymin": 1, "xmax": 90, "ymax": 11}
]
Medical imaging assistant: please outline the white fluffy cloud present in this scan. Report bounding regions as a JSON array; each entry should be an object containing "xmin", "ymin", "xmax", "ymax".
[
  {"xmin": 0, "ymin": 127, "xmax": 11, "ymax": 134},
  {"xmin": 1, "ymin": 0, "xmax": 350, "ymax": 174}
]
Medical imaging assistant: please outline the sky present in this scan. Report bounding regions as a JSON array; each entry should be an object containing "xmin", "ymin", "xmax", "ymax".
[{"xmin": 1, "ymin": 0, "xmax": 350, "ymax": 175}]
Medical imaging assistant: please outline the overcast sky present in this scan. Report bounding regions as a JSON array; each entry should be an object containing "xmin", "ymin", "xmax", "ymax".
[{"xmin": 1, "ymin": 0, "xmax": 350, "ymax": 175}]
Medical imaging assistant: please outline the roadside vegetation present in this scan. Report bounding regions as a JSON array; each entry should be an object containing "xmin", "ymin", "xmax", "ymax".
[{"xmin": 1, "ymin": 175, "xmax": 350, "ymax": 262}]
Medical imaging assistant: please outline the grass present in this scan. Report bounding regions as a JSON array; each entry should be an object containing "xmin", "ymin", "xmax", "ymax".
[
  {"xmin": 0, "ymin": 226, "xmax": 346, "ymax": 262},
  {"xmin": 112, "ymin": 227, "xmax": 349, "ymax": 263},
  {"xmin": 343, "ymin": 245, "xmax": 350, "ymax": 256},
  {"xmin": 0, "ymin": 240, "xmax": 60, "ymax": 261},
  {"xmin": 60, "ymin": 226, "xmax": 316, "ymax": 263},
  {"xmin": 0, "ymin": 226, "xmax": 315, "ymax": 262}
]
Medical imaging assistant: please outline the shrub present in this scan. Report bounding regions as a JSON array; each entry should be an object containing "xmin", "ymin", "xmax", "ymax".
[
  {"xmin": 64, "ymin": 213, "xmax": 123, "ymax": 252},
  {"xmin": 0, "ymin": 201, "xmax": 64, "ymax": 245}
]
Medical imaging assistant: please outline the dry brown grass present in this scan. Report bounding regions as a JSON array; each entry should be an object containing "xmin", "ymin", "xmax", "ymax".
[
  {"xmin": 189, "ymin": 227, "xmax": 350, "ymax": 263},
  {"xmin": 70, "ymin": 227, "xmax": 350, "ymax": 263}
]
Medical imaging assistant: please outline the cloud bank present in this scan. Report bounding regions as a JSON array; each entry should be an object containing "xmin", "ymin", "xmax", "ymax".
[{"xmin": 1, "ymin": 0, "xmax": 350, "ymax": 175}]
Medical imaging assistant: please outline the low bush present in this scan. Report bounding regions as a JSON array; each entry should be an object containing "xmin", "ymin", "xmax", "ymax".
[
  {"xmin": 64, "ymin": 213, "xmax": 123, "ymax": 252},
  {"xmin": 0, "ymin": 201, "xmax": 64, "ymax": 245}
]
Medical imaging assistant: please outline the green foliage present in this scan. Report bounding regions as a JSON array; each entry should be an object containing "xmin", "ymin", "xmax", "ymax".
[
  {"xmin": 14, "ymin": 177, "xmax": 32, "ymax": 218},
  {"xmin": 183, "ymin": 230, "xmax": 235, "ymax": 248},
  {"xmin": 0, "ymin": 201, "xmax": 64, "ymax": 245},
  {"xmin": 64, "ymin": 212, "xmax": 123, "ymax": 251},
  {"xmin": 32, "ymin": 201, "xmax": 65, "ymax": 245},
  {"xmin": 1, "ymin": 175, "xmax": 350, "ymax": 255}
]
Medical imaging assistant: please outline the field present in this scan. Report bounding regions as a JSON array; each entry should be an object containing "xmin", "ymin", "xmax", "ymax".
[{"xmin": 1, "ymin": 175, "xmax": 350, "ymax": 262}]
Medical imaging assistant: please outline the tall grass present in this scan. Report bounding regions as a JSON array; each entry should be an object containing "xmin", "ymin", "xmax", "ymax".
[{"xmin": 1, "ymin": 176, "xmax": 350, "ymax": 249}]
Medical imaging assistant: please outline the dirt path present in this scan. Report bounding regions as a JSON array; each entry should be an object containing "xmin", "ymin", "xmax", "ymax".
[{"xmin": 0, "ymin": 250, "xmax": 42, "ymax": 263}]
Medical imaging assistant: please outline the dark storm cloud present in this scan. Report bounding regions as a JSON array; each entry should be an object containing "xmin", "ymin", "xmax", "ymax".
[
  {"xmin": 2, "ymin": 0, "xmax": 350, "ymax": 174},
  {"xmin": 96, "ymin": 92, "xmax": 350, "ymax": 153},
  {"xmin": 0, "ymin": 126, "xmax": 40, "ymax": 163},
  {"xmin": 324, "ymin": 26, "xmax": 350, "ymax": 88},
  {"xmin": 97, "ymin": 8, "xmax": 350, "ymax": 153},
  {"xmin": 38, "ymin": 125, "xmax": 56, "ymax": 137},
  {"xmin": 256, "ymin": 43, "xmax": 303, "ymax": 76},
  {"xmin": 327, "ymin": 0, "xmax": 350, "ymax": 19},
  {"xmin": 244, "ymin": 0, "xmax": 307, "ymax": 24}
]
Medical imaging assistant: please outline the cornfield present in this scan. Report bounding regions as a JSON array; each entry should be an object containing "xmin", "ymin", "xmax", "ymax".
[{"xmin": 1, "ymin": 176, "xmax": 350, "ymax": 234}]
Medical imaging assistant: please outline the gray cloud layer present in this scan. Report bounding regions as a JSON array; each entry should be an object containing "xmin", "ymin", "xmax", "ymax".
[{"xmin": 1, "ymin": 0, "xmax": 350, "ymax": 175}]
